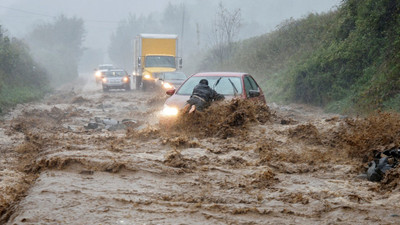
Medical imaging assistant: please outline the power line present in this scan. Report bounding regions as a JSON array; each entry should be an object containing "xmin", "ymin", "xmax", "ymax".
[
  {"xmin": 0, "ymin": 5, "xmax": 121, "ymax": 24},
  {"xmin": 0, "ymin": 5, "xmax": 53, "ymax": 18}
]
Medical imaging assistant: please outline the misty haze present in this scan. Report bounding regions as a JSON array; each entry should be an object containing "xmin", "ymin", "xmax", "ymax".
[
  {"xmin": 0, "ymin": 0, "xmax": 339, "ymax": 73},
  {"xmin": 1, "ymin": 0, "xmax": 400, "ymax": 224}
]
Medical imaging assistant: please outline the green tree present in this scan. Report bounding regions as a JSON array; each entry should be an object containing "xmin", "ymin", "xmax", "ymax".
[
  {"xmin": 108, "ymin": 2, "xmax": 191, "ymax": 71},
  {"xmin": 160, "ymin": 2, "xmax": 186, "ymax": 35},
  {"xmin": 108, "ymin": 14, "xmax": 160, "ymax": 70},
  {"xmin": 0, "ymin": 25, "xmax": 49, "ymax": 112},
  {"xmin": 27, "ymin": 15, "xmax": 85, "ymax": 86}
]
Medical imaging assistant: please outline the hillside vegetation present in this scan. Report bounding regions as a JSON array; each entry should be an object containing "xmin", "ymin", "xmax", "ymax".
[
  {"xmin": 202, "ymin": 0, "xmax": 400, "ymax": 114},
  {"xmin": 0, "ymin": 26, "xmax": 49, "ymax": 113}
]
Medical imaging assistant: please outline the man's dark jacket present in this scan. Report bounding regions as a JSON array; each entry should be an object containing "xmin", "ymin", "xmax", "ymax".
[{"xmin": 187, "ymin": 83, "xmax": 224, "ymax": 111}]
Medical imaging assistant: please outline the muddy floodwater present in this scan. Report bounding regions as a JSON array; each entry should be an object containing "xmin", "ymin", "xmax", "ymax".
[{"xmin": 1, "ymin": 75, "xmax": 400, "ymax": 224}]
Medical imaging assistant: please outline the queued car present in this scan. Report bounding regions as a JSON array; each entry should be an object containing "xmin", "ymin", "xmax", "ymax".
[
  {"xmin": 160, "ymin": 72, "xmax": 266, "ymax": 117},
  {"xmin": 94, "ymin": 64, "xmax": 114, "ymax": 83},
  {"xmin": 153, "ymin": 71, "xmax": 187, "ymax": 90},
  {"xmin": 101, "ymin": 69, "xmax": 131, "ymax": 92}
]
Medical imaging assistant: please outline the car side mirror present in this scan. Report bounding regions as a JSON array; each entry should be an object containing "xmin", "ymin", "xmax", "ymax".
[
  {"xmin": 166, "ymin": 89, "xmax": 175, "ymax": 96},
  {"xmin": 179, "ymin": 58, "xmax": 183, "ymax": 69},
  {"xmin": 249, "ymin": 90, "xmax": 260, "ymax": 98}
]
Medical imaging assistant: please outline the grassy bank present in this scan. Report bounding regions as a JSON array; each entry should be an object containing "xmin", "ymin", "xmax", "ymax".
[
  {"xmin": 200, "ymin": 0, "xmax": 400, "ymax": 114},
  {"xmin": 0, "ymin": 86, "xmax": 48, "ymax": 113}
]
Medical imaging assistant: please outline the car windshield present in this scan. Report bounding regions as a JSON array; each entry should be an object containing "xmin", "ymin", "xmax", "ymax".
[
  {"xmin": 164, "ymin": 72, "xmax": 186, "ymax": 80},
  {"xmin": 177, "ymin": 76, "xmax": 242, "ymax": 96},
  {"xmin": 145, "ymin": 56, "xmax": 175, "ymax": 68},
  {"xmin": 103, "ymin": 71, "xmax": 126, "ymax": 77}
]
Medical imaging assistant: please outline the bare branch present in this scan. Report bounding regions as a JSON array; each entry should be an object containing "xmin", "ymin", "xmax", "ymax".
[{"xmin": 209, "ymin": 2, "xmax": 242, "ymax": 65}]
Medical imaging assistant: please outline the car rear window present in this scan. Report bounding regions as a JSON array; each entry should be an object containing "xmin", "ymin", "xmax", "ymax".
[{"xmin": 177, "ymin": 76, "xmax": 242, "ymax": 96}]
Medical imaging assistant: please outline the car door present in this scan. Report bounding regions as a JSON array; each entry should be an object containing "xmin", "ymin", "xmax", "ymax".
[{"xmin": 243, "ymin": 75, "xmax": 266, "ymax": 102}]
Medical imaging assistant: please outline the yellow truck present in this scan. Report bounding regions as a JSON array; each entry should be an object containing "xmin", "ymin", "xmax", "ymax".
[{"xmin": 133, "ymin": 34, "xmax": 182, "ymax": 90}]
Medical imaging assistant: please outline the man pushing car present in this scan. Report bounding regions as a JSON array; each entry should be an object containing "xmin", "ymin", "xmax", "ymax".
[{"xmin": 183, "ymin": 79, "xmax": 225, "ymax": 113}]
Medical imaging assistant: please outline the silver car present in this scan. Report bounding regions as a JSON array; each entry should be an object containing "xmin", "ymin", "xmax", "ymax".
[{"xmin": 101, "ymin": 69, "xmax": 131, "ymax": 92}]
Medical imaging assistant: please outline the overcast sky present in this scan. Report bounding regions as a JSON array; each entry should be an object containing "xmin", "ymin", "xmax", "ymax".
[{"xmin": 0, "ymin": 0, "xmax": 342, "ymax": 52}]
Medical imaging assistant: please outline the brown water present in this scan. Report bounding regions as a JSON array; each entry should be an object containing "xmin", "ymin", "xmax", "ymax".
[{"xmin": 1, "ymin": 75, "xmax": 400, "ymax": 224}]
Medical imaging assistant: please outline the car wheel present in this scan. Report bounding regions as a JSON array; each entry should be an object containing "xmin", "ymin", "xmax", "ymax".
[
  {"xmin": 102, "ymin": 85, "xmax": 109, "ymax": 92},
  {"xmin": 125, "ymin": 85, "xmax": 131, "ymax": 91}
]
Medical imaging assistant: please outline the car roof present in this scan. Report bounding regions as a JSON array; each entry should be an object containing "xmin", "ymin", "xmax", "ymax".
[{"xmin": 191, "ymin": 72, "xmax": 248, "ymax": 77}]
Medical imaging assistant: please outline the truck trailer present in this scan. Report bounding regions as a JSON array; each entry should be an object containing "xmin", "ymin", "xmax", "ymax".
[{"xmin": 133, "ymin": 34, "xmax": 182, "ymax": 90}]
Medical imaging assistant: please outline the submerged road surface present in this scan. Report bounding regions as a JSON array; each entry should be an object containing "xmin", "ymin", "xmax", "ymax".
[{"xmin": 1, "ymin": 74, "xmax": 400, "ymax": 224}]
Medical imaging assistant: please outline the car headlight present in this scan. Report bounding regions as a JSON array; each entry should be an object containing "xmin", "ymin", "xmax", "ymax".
[
  {"xmin": 162, "ymin": 82, "xmax": 174, "ymax": 89},
  {"xmin": 95, "ymin": 71, "xmax": 101, "ymax": 77},
  {"xmin": 143, "ymin": 74, "xmax": 151, "ymax": 79},
  {"xmin": 161, "ymin": 105, "xmax": 179, "ymax": 117},
  {"xmin": 123, "ymin": 76, "xmax": 129, "ymax": 82},
  {"xmin": 102, "ymin": 77, "xmax": 107, "ymax": 83}
]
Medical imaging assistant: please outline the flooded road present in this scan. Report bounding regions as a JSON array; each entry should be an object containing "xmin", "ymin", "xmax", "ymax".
[{"xmin": 1, "ymin": 75, "xmax": 400, "ymax": 224}]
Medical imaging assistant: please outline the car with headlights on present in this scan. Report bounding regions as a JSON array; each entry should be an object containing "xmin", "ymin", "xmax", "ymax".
[
  {"xmin": 154, "ymin": 71, "xmax": 187, "ymax": 90},
  {"xmin": 160, "ymin": 72, "xmax": 266, "ymax": 118},
  {"xmin": 101, "ymin": 69, "xmax": 131, "ymax": 92},
  {"xmin": 94, "ymin": 64, "xmax": 114, "ymax": 83}
]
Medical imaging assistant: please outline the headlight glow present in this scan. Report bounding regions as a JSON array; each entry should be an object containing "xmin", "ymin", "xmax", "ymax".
[
  {"xmin": 163, "ymin": 82, "xmax": 174, "ymax": 89},
  {"xmin": 161, "ymin": 106, "xmax": 179, "ymax": 117},
  {"xmin": 102, "ymin": 77, "xmax": 107, "ymax": 83},
  {"xmin": 143, "ymin": 74, "xmax": 151, "ymax": 79},
  {"xmin": 123, "ymin": 77, "xmax": 129, "ymax": 82},
  {"xmin": 95, "ymin": 71, "xmax": 101, "ymax": 77}
]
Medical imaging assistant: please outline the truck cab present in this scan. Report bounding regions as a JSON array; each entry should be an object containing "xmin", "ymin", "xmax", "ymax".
[{"xmin": 141, "ymin": 55, "xmax": 177, "ymax": 86}]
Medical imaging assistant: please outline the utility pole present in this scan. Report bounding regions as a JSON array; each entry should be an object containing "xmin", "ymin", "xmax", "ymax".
[{"xmin": 180, "ymin": 3, "xmax": 185, "ymax": 60}]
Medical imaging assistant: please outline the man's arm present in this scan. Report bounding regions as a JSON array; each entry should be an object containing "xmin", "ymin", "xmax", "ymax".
[{"xmin": 212, "ymin": 90, "xmax": 225, "ymax": 101}]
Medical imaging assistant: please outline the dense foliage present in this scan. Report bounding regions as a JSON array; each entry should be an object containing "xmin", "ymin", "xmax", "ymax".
[
  {"xmin": 292, "ymin": 0, "xmax": 400, "ymax": 113},
  {"xmin": 0, "ymin": 26, "xmax": 49, "ymax": 113},
  {"xmin": 202, "ymin": 0, "xmax": 400, "ymax": 114},
  {"xmin": 26, "ymin": 15, "xmax": 85, "ymax": 86}
]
